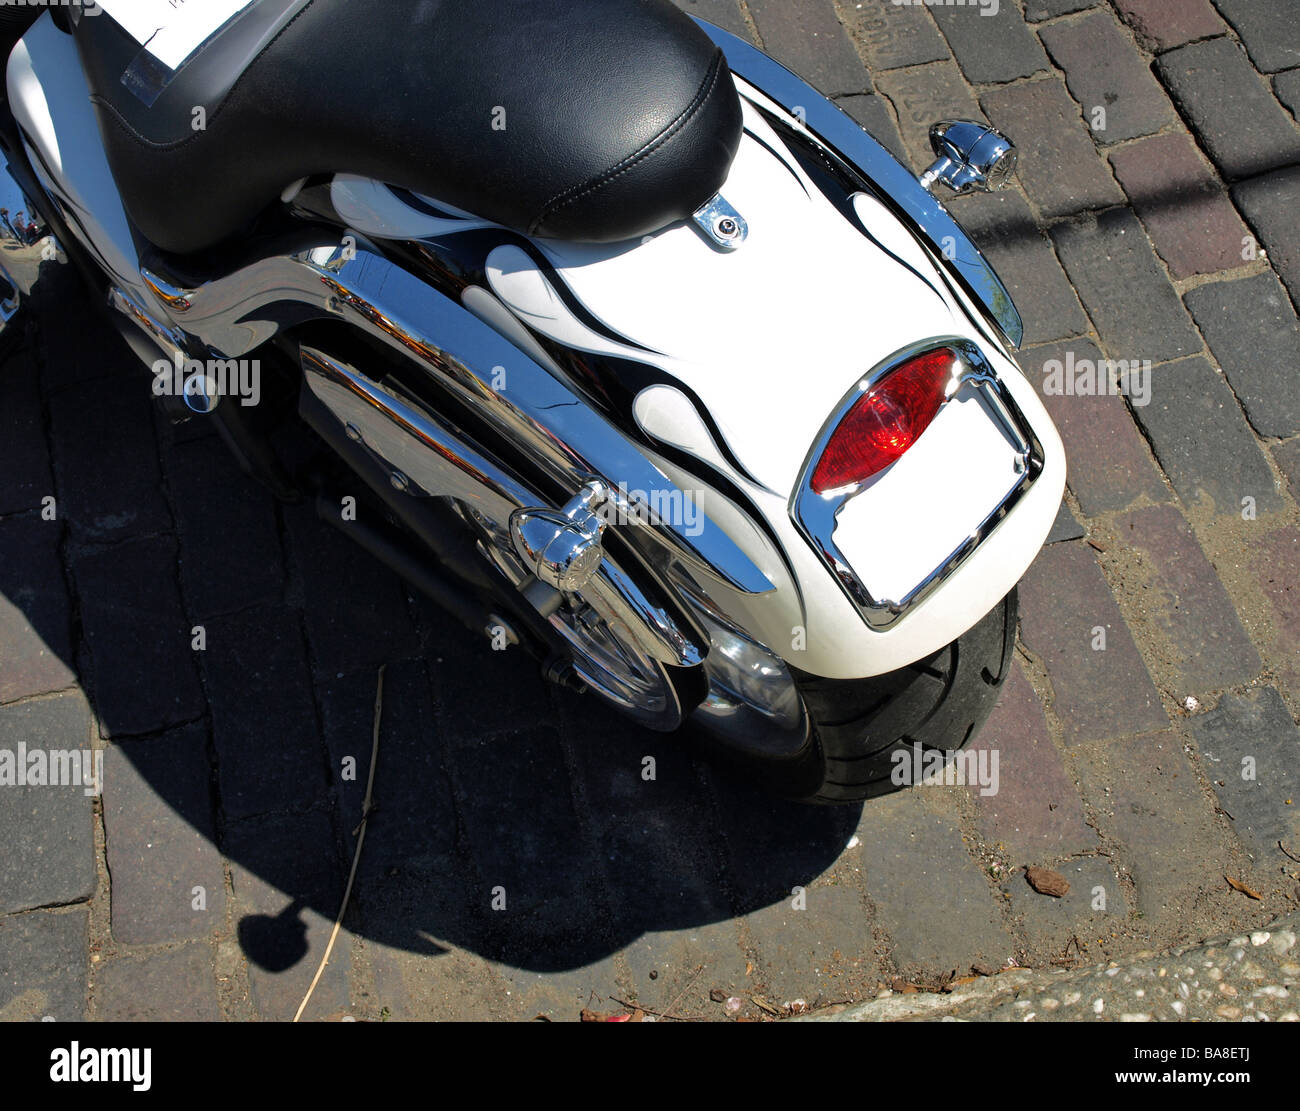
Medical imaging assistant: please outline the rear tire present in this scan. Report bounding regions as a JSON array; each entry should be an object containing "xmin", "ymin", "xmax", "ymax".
[{"xmin": 695, "ymin": 590, "xmax": 1017, "ymax": 803}]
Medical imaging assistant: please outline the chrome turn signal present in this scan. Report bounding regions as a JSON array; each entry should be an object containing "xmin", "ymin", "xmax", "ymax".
[{"xmin": 919, "ymin": 120, "xmax": 1018, "ymax": 195}]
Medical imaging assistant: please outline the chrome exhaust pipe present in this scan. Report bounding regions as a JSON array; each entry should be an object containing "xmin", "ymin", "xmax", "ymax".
[{"xmin": 300, "ymin": 346, "xmax": 704, "ymax": 673}]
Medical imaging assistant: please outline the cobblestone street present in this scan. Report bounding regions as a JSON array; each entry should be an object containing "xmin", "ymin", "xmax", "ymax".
[{"xmin": 2, "ymin": 0, "xmax": 1299, "ymax": 1022}]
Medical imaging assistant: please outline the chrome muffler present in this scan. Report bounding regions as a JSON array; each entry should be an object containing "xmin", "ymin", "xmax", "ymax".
[{"xmin": 300, "ymin": 346, "xmax": 704, "ymax": 674}]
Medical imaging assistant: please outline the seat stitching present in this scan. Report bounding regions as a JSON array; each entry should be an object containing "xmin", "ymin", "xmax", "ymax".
[{"xmin": 527, "ymin": 50, "xmax": 726, "ymax": 236}]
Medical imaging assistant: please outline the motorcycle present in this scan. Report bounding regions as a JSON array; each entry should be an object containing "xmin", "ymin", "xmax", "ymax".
[{"xmin": 0, "ymin": 1, "xmax": 1065, "ymax": 802}]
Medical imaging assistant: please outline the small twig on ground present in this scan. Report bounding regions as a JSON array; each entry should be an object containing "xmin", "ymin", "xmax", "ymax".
[
  {"xmin": 658, "ymin": 963, "xmax": 706, "ymax": 1021},
  {"xmin": 1279, "ymin": 840, "xmax": 1300, "ymax": 864},
  {"xmin": 293, "ymin": 665, "xmax": 386, "ymax": 1022}
]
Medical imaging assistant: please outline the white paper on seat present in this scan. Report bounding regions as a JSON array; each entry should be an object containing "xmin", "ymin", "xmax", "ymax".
[{"xmin": 96, "ymin": 0, "xmax": 255, "ymax": 71}]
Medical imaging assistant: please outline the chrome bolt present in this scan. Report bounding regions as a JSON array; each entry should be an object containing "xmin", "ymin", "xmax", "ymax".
[
  {"xmin": 389, "ymin": 470, "xmax": 411, "ymax": 492},
  {"xmin": 344, "ymin": 423, "xmax": 363, "ymax": 443},
  {"xmin": 715, "ymin": 216, "xmax": 740, "ymax": 239}
]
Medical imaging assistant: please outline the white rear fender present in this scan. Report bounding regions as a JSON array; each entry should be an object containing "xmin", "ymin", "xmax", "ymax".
[
  {"xmin": 326, "ymin": 63, "xmax": 1065, "ymax": 680},
  {"xmin": 436, "ymin": 94, "xmax": 1066, "ymax": 679}
]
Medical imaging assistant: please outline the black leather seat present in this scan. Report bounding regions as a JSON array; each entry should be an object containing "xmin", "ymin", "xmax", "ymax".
[{"xmin": 72, "ymin": 0, "xmax": 743, "ymax": 255}]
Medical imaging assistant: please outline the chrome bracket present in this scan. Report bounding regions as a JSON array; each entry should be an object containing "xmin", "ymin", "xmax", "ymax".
[{"xmin": 691, "ymin": 193, "xmax": 748, "ymax": 251}]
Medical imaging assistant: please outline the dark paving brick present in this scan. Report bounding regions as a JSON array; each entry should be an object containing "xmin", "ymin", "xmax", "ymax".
[
  {"xmin": 425, "ymin": 603, "xmax": 556, "ymax": 738},
  {"xmin": 73, "ymin": 534, "xmax": 205, "ymax": 737},
  {"xmin": 1050, "ymin": 209, "xmax": 1202, "ymax": 362},
  {"xmin": 875, "ymin": 60, "xmax": 983, "ymax": 170},
  {"xmin": 1233, "ymin": 166, "xmax": 1300, "ymax": 311},
  {"xmin": 1276, "ymin": 437, "xmax": 1300, "ymax": 499},
  {"xmin": 748, "ymin": 0, "xmax": 872, "ymax": 95},
  {"xmin": 947, "ymin": 189, "xmax": 1090, "ymax": 345},
  {"xmin": 102, "ymin": 728, "xmax": 225, "ymax": 944},
  {"xmin": 95, "ymin": 943, "xmax": 223, "ymax": 1021},
  {"xmin": 838, "ymin": 0, "xmax": 950, "ymax": 71},
  {"xmin": 1213, "ymin": 0, "xmax": 1300, "ymax": 72},
  {"xmin": 1276, "ymin": 68, "xmax": 1300, "ymax": 120},
  {"xmin": 225, "ymin": 807, "xmax": 350, "ymax": 1021},
  {"xmin": 1185, "ymin": 272, "xmax": 1300, "ymax": 438},
  {"xmin": 447, "ymin": 724, "xmax": 607, "ymax": 968},
  {"xmin": 1248, "ymin": 526, "xmax": 1300, "ymax": 694},
  {"xmin": 1109, "ymin": 132, "xmax": 1254, "ymax": 279},
  {"xmin": 317, "ymin": 659, "xmax": 457, "ymax": 882},
  {"xmin": 0, "ymin": 906, "xmax": 88, "ymax": 1021},
  {"xmin": 859, "ymin": 791, "xmax": 1014, "ymax": 976},
  {"xmin": 671, "ymin": 0, "xmax": 750, "ymax": 40},
  {"xmin": 620, "ymin": 921, "xmax": 749, "ymax": 1018},
  {"xmin": 744, "ymin": 878, "xmax": 874, "ymax": 1005},
  {"xmin": 489, "ymin": 952, "xmax": 626, "ymax": 1022},
  {"xmin": 48, "ymin": 377, "xmax": 172, "ymax": 545},
  {"xmin": 835, "ymin": 93, "xmax": 908, "ymax": 164},
  {"xmin": 970, "ymin": 661, "xmax": 1096, "ymax": 860},
  {"xmin": 1010, "ymin": 858, "xmax": 1129, "ymax": 965},
  {"xmin": 0, "ymin": 346, "xmax": 53, "ymax": 516},
  {"xmin": 1157, "ymin": 38, "xmax": 1300, "ymax": 181},
  {"xmin": 1113, "ymin": 0, "xmax": 1228, "ymax": 50},
  {"xmin": 1113, "ymin": 505, "xmax": 1262, "ymax": 691},
  {"xmin": 1047, "ymin": 499, "xmax": 1086, "ymax": 545},
  {"xmin": 982, "ymin": 79, "xmax": 1125, "ymax": 220},
  {"xmin": 1040, "ymin": 12, "xmax": 1178, "ymax": 144},
  {"xmin": 201, "ymin": 606, "xmax": 328, "ymax": 821},
  {"xmin": 1075, "ymin": 731, "xmax": 1227, "ymax": 920},
  {"xmin": 928, "ymin": 2, "xmax": 1049, "ymax": 84},
  {"xmin": 1024, "ymin": 0, "xmax": 1096, "ymax": 19},
  {"xmin": 1189, "ymin": 687, "xmax": 1300, "ymax": 862},
  {"xmin": 0, "ymin": 514, "xmax": 76, "ymax": 704},
  {"xmin": 1018, "ymin": 541, "xmax": 1168, "ymax": 745},
  {"xmin": 32, "ymin": 266, "xmax": 136, "ymax": 395},
  {"xmin": 0, "ymin": 692, "xmax": 96, "ymax": 914},
  {"xmin": 163, "ymin": 435, "xmax": 284, "ymax": 620},
  {"xmin": 283, "ymin": 501, "xmax": 420, "ymax": 678},
  {"xmin": 366, "ymin": 943, "xmax": 499, "ymax": 1021},
  {"xmin": 565, "ymin": 698, "xmax": 732, "ymax": 936},
  {"xmin": 1132, "ymin": 356, "xmax": 1284, "ymax": 517},
  {"xmin": 1018, "ymin": 338, "xmax": 1168, "ymax": 517}
]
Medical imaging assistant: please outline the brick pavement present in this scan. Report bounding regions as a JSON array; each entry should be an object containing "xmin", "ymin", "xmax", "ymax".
[{"xmin": 1, "ymin": 0, "xmax": 1298, "ymax": 1022}]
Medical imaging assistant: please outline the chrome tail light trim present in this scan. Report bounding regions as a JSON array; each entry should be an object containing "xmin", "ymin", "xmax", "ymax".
[{"xmin": 791, "ymin": 338, "xmax": 1044, "ymax": 631}]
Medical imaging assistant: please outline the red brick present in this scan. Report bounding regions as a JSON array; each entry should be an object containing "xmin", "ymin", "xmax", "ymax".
[
  {"xmin": 1109, "ymin": 133, "xmax": 1254, "ymax": 278},
  {"xmin": 969, "ymin": 661, "xmax": 1096, "ymax": 859},
  {"xmin": 1018, "ymin": 541, "xmax": 1168, "ymax": 745},
  {"xmin": 1112, "ymin": 0, "xmax": 1228, "ymax": 52}
]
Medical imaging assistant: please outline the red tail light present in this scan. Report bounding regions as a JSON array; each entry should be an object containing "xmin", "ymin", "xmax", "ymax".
[{"xmin": 810, "ymin": 347, "xmax": 958, "ymax": 494}]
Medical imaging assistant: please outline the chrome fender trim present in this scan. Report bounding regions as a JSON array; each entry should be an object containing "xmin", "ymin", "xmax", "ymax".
[
  {"xmin": 698, "ymin": 20, "xmax": 1024, "ymax": 349},
  {"xmin": 158, "ymin": 238, "xmax": 773, "ymax": 597}
]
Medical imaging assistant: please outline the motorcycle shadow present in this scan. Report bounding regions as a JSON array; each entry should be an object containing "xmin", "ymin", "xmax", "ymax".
[{"xmin": 0, "ymin": 281, "xmax": 863, "ymax": 982}]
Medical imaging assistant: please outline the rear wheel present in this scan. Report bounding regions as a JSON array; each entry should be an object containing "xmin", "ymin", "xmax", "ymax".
[{"xmin": 689, "ymin": 590, "xmax": 1017, "ymax": 804}]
